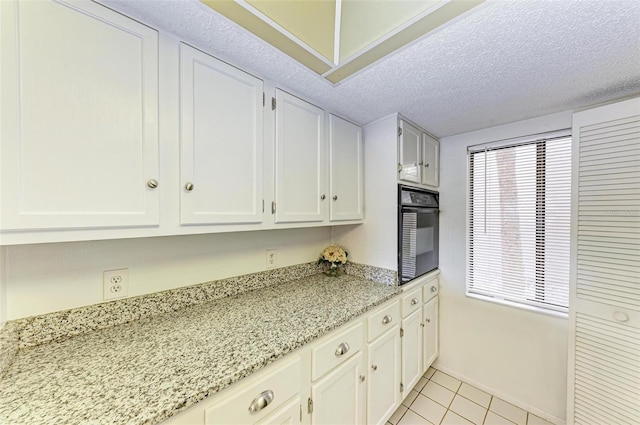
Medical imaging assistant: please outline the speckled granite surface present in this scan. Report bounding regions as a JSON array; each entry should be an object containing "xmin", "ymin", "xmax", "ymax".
[
  {"xmin": 0, "ymin": 273, "xmax": 398, "ymax": 425},
  {"xmin": 0, "ymin": 322, "xmax": 19, "ymax": 380},
  {"xmin": 16, "ymin": 262, "xmax": 325, "ymax": 348},
  {"xmin": 344, "ymin": 262, "xmax": 397, "ymax": 286}
]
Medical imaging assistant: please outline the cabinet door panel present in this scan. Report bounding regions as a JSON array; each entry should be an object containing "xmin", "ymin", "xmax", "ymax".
[
  {"xmin": 1, "ymin": 0, "xmax": 159, "ymax": 230},
  {"xmin": 180, "ymin": 43, "xmax": 263, "ymax": 224},
  {"xmin": 275, "ymin": 90, "xmax": 326, "ymax": 223},
  {"xmin": 401, "ymin": 308, "xmax": 422, "ymax": 393},
  {"xmin": 398, "ymin": 120, "xmax": 421, "ymax": 183},
  {"xmin": 421, "ymin": 134, "xmax": 439, "ymax": 187},
  {"xmin": 422, "ymin": 297, "xmax": 438, "ymax": 371},
  {"xmin": 311, "ymin": 352, "xmax": 365, "ymax": 425},
  {"xmin": 367, "ymin": 328, "xmax": 401, "ymax": 425},
  {"xmin": 329, "ymin": 115, "xmax": 363, "ymax": 221}
]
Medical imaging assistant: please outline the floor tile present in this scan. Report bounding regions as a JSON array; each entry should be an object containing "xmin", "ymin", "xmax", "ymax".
[
  {"xmin": 449, "ymin": 394, "xmax": 488, "ymax": 425},
  {"xmin": 484, "ymin": 411, "xmax": 516, "ymax": 425},
  {"xmin": 421, "ymin": 380, "xmax": 455, "ymax": 407},
  {"xmin": 489, "ymin": 398, "xmax": 527, "ymax": 425},
  {"xmin": 414, "ymin": 377, "xmax": 429, "ymax": 392},
  {"xmin": 527, "ymin": 414, "xmax": 553, "ymax": 425},
  {"xmin": 389, "ymin": 404, "xmax": 408, "ymax": 425},
  {"xmin": 458, "ymin": 383, "xmax": 492, "ymax": 408},
  {"xmin": 442, "ymin": 410, "xmax": 474, "ymax": 425},
  {"xmin": 423, "ymin": 367, "xmax": 436, "ymax": 379},
  {"xmin": 402, "ymin": 389, "xmax": 420, "ymax": 407},
  {"xmin": 431, "ymin": 370, "xmax": 462, "ymax": 392},
  {"xmin": 411, "ymin": 393, "xmax": 448, "ymax": 425},
  {"xmin": 398, "ymin": 409, "xmax": 436, "ymax": 425}
]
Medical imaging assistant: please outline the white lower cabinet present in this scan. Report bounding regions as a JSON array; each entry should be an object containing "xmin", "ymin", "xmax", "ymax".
[
  {"xmin": 401, "ymin": 308, "xmax": 423, "ymax": 394},
  {"xmin": 310, "ymin": 352, "xmax": 366, "ymax": 425},
  {"xmin": 422, "ymin": 297, "xmax": 438, "ymax": 370},
  {"xmin": 367, "ymin": 327, "xmax": 401, "ymax": 425}
]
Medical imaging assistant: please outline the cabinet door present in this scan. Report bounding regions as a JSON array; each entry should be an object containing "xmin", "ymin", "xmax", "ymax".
[
  {"xmin": 275, "ymin": 90, "xmax": 326, "ymax": 223},
  {"xmin": 398, "ymin": 120, "xmax": 421, "ymax": 184},
  {"xmin": 422, "ymin": 297, "xmax": 438, "ymax": 371},
  {"xmin": 329, "ymin": 115, "xmax": 363, "ymax": 221},
  {"xmin": 401, "ymin": 308, "xmax": 423, "ymax": 394},
  {"xmin": 367, "ymin": 328, "xmax": 401, "ymax": 425},
  {"xmin": 0, "ymin": 0, "xmax": 159, "ymax": 230},
  {"xmin": 421, "ymin": 134, "xmax": 439, "ymax": 187},
  {"xmin": 179, "ymin": 43, "xmax": 263, "ymax": 225},
  {"xmin": 311, "ymin": 352, "xmax": 365, "ymax": 425}
]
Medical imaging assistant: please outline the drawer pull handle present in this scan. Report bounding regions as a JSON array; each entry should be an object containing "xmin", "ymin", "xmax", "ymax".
[
  {"xmin": 382, "ymin": 315, "xmax": 393, "ymax": 325},
  {"xmin": 248, "ymin": 390, "xmax": 274, "ymax": 413},
  {"xmin": 371, "ymin": 364, "xmax": 378, "ymax": 371},
  {"xmin": 411, "ymin": 298, "xmax": 419, "ymax": 305},
  {"xmin": 430, "ymin": 286, "xmax": 437, "ymax": 293},
  {"xmin": 335, "ymin": 342, "xmax": 350, "ymax": 357},
  {"xmin": 613, "ymin": 311, "xmax": 629, "ymax": 322},
  {"xmin": 146, "ymin": 179, "xmax": 158, "ymax": 189}
]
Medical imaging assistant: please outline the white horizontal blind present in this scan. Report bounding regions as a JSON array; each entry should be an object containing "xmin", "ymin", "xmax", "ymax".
[{"xmin": 468, "ymin": 134, "xmax": 571, "ymax": 312}]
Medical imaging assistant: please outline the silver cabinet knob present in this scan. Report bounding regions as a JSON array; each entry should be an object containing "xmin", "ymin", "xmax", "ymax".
[
  {"xmin": 425, "ymin": 163, "xmax": 430, "ymax": 168},
  {"xmin": 430, "ymin": 286, "xmax": 437, "ymax": 293},
  {"xmin": 332, "ymin": 195, "xmax": 338, "ymax": 201},
  {"xmin": 371, "ymin": 365, "xmax": 378, "ymax": 371},
  {"xmin": 248, "ymin": 390, "xmax": 274, "ymax": 413},
  {"xmin": 146, "ymin": 179, "xmax": 158, "ymax": 189},
  {"xmin": 382, "ymin": 315, "xmax": 393, "ymax": 325},
  {"xmin": 426, "ymin": 318, "xmax": 431, "ymax": 323},
  {"xmin": 321, "ymin": 194, "xmax": 326, "ymax": 200},
  {"xmin": 411, "ymin": 298, "xmax": 419, "ymax": 305},
  {"xmin": 419, "ymin": 161, "xmax": 424, "ymax": 166},
  {"xmin": 359, "ymin": 375, "xmax": 365, "ymax": 382},
  {"xmin": 335, "ymin": 342, "xmax": 350, "ymax": 357},
  {"xmin": 184, "ymin": 182, "xmax": 194, "ymax": 192}
]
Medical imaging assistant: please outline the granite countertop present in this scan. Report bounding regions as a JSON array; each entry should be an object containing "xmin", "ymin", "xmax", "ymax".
[{"xmin": 0, "ymin": 273, "xmax": 399, "ymax": 425}]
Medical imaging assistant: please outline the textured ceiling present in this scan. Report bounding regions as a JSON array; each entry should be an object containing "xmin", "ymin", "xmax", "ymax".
[{"xmin": 99, "ymin": 0, "xmax": 640, "ymax": 138}]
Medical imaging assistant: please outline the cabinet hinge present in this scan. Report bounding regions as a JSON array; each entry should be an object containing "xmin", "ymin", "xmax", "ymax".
[
  {"xmin": 271, "ymin": 97, "xmax": 276, "ymax": 111},
  {"xmin": 398, "ymin": 127, "xmax": 402, "ymax": 137},
  {"xmin": 262, "ymin": 199, "xmax": 265, "ymax": 213},
  {"xmin": 300, "ymin": 404, "xmax": 302, "ymax": 421},
  {"xmin": 398, "ymin": 163, "xmax": 403, "ymax": 172},
  {"xmin": 263, "ymin": 92, "xmax": 265, "ymax": 107},
  {"xmin": 400, "ymin": 383, "xmax": 404, "ymax": 392},
  {"xmin": 271, "ymin": 201, "xmax": 276, "ymax": 214},
  {"xmin": 400, "ymin": 328, "xmax": 404, "ymax": 337},
  {"xmin": 308, "ymin": 397, "xmax": 313, "ymax": 414}
]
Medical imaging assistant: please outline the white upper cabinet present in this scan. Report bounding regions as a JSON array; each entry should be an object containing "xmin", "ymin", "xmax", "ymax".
[
  {"xmin": 0, "ymin": 0, "xmax": 160, "ymax": 230},
  {"xmin": 421, "ymin": 133, "xmax": 439, "ymax": 188},
  {"xmin": 398, "ymin": 120, "xmax": 422, "ymax": 184},
  {"xmin": 274, "ymin": 89, "xmax": 326, "ymax": 223},
  {"xmin": 329, "ymin": 115, "xmax": 364, "ymax": 222},
  {"xmin": 179, "ymin": 43, "xmax": 263, "ymax": 225}
]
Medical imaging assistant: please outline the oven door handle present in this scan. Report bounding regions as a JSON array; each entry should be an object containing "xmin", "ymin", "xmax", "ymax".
[{"xmin": 401, "ymin": 207, "xmax": 438, "ymax": 214}]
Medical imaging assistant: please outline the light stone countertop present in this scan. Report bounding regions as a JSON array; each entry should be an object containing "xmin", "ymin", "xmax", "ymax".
[{"xmin": 0, "ymin": 273, "xmax": 399, "ymax": 425}]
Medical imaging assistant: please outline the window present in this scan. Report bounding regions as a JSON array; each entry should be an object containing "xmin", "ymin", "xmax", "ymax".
[{"xmin": 467, "ymin": 131, "xmax": 571, "ymax": 313}]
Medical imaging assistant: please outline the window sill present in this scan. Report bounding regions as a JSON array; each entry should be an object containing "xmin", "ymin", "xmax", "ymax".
[{"xmin": 466, "ymin": 292, "xmax": 569, "ymax": 319}]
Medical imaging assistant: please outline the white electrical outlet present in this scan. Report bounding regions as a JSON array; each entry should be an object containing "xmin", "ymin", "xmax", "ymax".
[
  {"xmin": 103, "ymin": 268, "xmax": 129, "ymax": 300},
  {"xmin": 266, "ymin": 249, "xmax": 277, "ymax": 269}
]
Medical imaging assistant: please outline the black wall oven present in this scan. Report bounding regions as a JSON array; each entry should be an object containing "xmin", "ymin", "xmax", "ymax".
[{"xmin": 398, "ymin": 185, "xmax": 439, "ymax": 285}]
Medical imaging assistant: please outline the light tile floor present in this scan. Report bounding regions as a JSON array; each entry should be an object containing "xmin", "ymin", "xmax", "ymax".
[{"xmin": 388, "ymin": 368, "xmax": 555, "ymax": 425}]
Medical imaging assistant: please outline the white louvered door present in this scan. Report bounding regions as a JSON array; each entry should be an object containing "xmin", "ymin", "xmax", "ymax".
[{"xmin": 568, "ymin": 97, "xmax": 640, "ymax": 425}]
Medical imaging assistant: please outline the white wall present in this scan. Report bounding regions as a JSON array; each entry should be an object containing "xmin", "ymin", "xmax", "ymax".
[
  {"xmin": 5, "ymin": 227, "xmax": 331, "ymax": 320},
  {"xmin": 333, "ymin": 114, "xmax": 398, "ymax": 270},
  {"xmin": 0, "ymin": 246, "xmax": 7, "ymax": 327},
  {"xmin": 437, "ymin": 111, "xmax": 572, "ymax": 422}
]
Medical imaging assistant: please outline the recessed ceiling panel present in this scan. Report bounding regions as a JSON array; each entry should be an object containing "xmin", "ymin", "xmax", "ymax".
[
  {"xmin": 247, "ymin": 0, "xmax": 336, "ymax": 62},
  {"xmin": 339, "ymin": 0, "xmax": 439, "ymax": 62}
]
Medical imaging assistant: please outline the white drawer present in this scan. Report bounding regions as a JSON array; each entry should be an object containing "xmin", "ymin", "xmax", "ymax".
[
  {"xmin": 367, "ymin": 300, "xmax": 400, "ymax": 342},
  {"xmin": 204, "ymin": 355, "xmax": 301, "ymax": 425},
  {"xmin": 312, "ymin": 322, "xmax": 363, "ymax": 381},
  {"xmin": 423, "ymin": 278, "xmax": 439, "ymax": 302},
  {"xmin": 401, "ymin": 287, "xmax": 422, "ymax": 318}
]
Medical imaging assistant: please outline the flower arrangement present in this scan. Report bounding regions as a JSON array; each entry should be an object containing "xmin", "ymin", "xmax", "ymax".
[{"xmin": 318, "ymin": 245, "xmax": 349, "ymax": 276}]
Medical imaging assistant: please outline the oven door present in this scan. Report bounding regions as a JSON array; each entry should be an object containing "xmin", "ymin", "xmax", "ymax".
[{"xmin": 399, "ymin": 207, "xmax": 439, "ymax": 284}]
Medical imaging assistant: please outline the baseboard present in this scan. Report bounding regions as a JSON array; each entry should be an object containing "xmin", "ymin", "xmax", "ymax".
[{"xmin": 433, "ymin": 362, "xmax": 566, "ymax": 425}]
